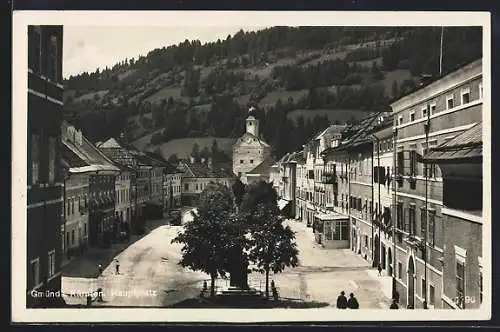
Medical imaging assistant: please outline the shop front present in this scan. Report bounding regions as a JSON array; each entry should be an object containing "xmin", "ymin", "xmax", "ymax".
[{"xmin": 313, "ymin": 212, "xmax": 350, "ymax": 249}]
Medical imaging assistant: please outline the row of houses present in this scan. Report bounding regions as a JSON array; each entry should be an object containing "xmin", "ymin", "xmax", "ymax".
[
  {"xmin": 60, "ymin": 126, "xmax": 186, "ymax": 261},
  {"xmin": 268, "ymin": 58, "xmax": 485, "ymax": 310},
  {"xmin": 26, "ymin": 26, "xmax": 237, "ymax": 307}
]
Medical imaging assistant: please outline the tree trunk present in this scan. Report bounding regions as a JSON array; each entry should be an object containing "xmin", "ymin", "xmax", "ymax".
[
  {"xmin": 265, "ymin": 266, "xmax": 270, "ymax": 299},
  {"xmin": 210, "ymin": 273, "xmax": 216, "ymax": 297}
]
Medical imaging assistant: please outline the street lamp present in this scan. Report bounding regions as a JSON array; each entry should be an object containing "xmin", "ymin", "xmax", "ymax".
[
  {"xmin": 391, "ymin": 126, "xmax": 398, "ymax": 301},
  {"xmin": 422, "ymin": 105, "xmax": 431, "ymax": 309}
]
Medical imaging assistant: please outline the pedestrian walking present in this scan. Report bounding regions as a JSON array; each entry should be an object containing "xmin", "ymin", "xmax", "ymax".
[
  {"xmin": 98, "ymin": 264, "xmax": 103, "ymax": 276},
  {"xmin": 390, "ymin": 299, "xmax": 399, "ymax": 309},
  {"xmin": 377, "ymin": 263, "xmax": 382, "ymax": 276},
  {"xmin": 115, "ymin": 260, "xmax": 120, "ymax": 275},
  {"xmin": 347, "ymin": 293, "xmax": 359, "ymax": 309},
  {"xmin": 336, "ymin": 291, "xmax": 348, "ymax": 309}
]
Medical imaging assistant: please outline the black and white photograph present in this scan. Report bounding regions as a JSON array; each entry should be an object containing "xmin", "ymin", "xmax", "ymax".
[{"xmin": 12, "ymin": 11, "xmax": 491, "ymax": 323}]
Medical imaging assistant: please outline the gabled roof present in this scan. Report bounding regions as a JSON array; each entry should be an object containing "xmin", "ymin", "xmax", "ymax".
[
  {"xmin": 61, "ymin": 121, "xmax": 120, "ymax": 173},
  {"xmin": 423, "ymin": 122, "xmax": 482, "ymax": 162},
  {"xmin": 313, "ymin": 125, "xmax": 347, "ymax": 140},
  {"xmin": 181, "ymin": 161, "xmax": 234, "ymax": 178},
  {"xmin": 247, "ymin": 157, "xmax": 276, "ymax": 175},
  {"xmin": 62, "ymin": 143, "xmax": 90, "ymax": 168},
  {"xmin": 98, "ymin": 138, "xmax": 122, "ymax": 148},
  {"xmin": 320, "ymin": 111, "xmax": 389, "ymax": 156}
]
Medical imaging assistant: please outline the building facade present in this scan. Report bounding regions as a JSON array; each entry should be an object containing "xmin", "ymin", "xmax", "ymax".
[
  {"xmin": 114, "ymin": 165, "xmax": 133, "ymax": 235},
  {"xmin": 63, "ymin": 171, "xmax": 89, "ymax": 259},
  {"xmin": 27, "ymin": 25, "xmax": 65, "ymax": 307},
  {"xmin": 180, "ymin": 158, "xmax": 235, "ymax": 206},
  {"xmin": 423, "ymin": 123, "xmax": 483, "ymax": 310},
  {"xmin": 164, "ymin": 165, "xmax": 183, "ymax": 212},
  {"xmin": 390, "ymin": 59, "xmax": 482, "ymax": 309}
]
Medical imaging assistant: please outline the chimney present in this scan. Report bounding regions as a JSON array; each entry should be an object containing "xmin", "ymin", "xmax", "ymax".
[{"xmin": 189, "ymin": 155, "xmax": 195, "ymax": 164}]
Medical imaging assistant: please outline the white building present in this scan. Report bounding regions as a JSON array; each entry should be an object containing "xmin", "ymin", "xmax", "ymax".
[{"xmin": 232, "ymin": 108, "xmax": 272, "ymax": 183}]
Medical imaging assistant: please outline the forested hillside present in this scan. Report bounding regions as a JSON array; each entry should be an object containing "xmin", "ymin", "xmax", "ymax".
[{"xmin": 63, "ymin": 26, "xmax": 482, "ymax": 160}]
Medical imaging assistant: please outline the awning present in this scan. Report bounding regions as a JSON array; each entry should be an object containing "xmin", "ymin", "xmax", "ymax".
[
  {"xmin": 423, "ymin": 146, "xmax": 482, "ymax": 163},
  {"xmin": 314, "ymin": 212, "xmax": 348, "ymax": 221},
  {"xmin": 277, "ymin": 199, "xmax": 291, "ymax": 211}
]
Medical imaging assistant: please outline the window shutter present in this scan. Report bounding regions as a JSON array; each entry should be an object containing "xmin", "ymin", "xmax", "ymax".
[
  {"xmin": 379, "ymin": 167, "xmax": 386, "ymax": 183},
  {"xmin": 403, "ymin": 151, "xmax": 411, "ymax": 176},
  {"xmin": 404, "ymin": 207, "xmax": 409, "ymax": 233}
]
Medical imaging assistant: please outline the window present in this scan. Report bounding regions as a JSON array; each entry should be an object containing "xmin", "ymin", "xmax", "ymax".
[
  {"xmin": 30, "ymin": 258, "xmax": 40, "ymax": 288},
  {"xmin": 409, "ymin": 150, "xmax": 417, "ymax": 176},
  {"xmin": 398, "ymin": 116, "xmax": 403, "ymax": 126},
  {"xmin": 455, "ymin": 246, "xmax": 467, "ymax": 309},
  {"xmin": 184, "ymin": 183, "xmax": 189, "ymax": 191},
  {"xmin": 461, "ymin": 88, "xmax": 470, "ymax": 104},
  {"xmin": 410, "ymin": 112, "xmax": 415, "ymax": 122},
  {"xmin": 71, "ymin": 230, "xmax": 75, "ymax": 244},
  {"xmin": 250, "ymin": 159, "xmax": 254, "ymax": 164},
  {"xmin": 47, "ymin": 35, "xmax": 59, "ymax": 80},
  {"xmin": 240, "ymin": 160, "xmax": 244, "ymax": 164},
  {"xmin": 397, "ymin": 152, "xmax": 404, "ymax": 175},
  {"xmin": 398, "ymin": 262, "xmax": 403, "ymax": 280},
  {"xmin": 84, "ymin": 223, "xmax": 87, "ymax": 236},
  {"xmin": 456, "ymin": 261, "xmax": 466, "ymax": 309},
  {"xmin": 47, "ymin": 136, "xmax": 57, "ymax": 183},
  {"xmin": 428, "ymin": 210, "xmax": 436, "ymax": 245},
  {"xmin": 71, "ymin": 199, "xmax": 75, "ymax": 215},
  {"xmin": 430, "ymin": 102, "xmax": 436, "ymax": 114},
  {"xmin": 29, "ymin": 26, "xmax": 42, "ymax": 72},
  {"xmin": 31, "ymin": 133, "xmax": 40, "ymax": 184},
  {"xmin": 397, "ymin": 202, "xmax": 403, "ymax": 230},
  {"xmin": 429, "ymin": 284, "xmax": 435, "ymax": 306},
  {"xmin": 325, "ymin": 220, "xmax": 349, "ymax": 241},
  {"xmin": 421, "ymin": 277, "xmax": 427, "ymax": 299},
  {"xmin": 447, "ymin": 94, "xmax": 454, "ymax": 109},
  {"xmin": 48, "ymin": 250, "xmax": 56, "ymax": 277},
  {"xmin": 478, "ymin": 83, "xmax": 483, "ymax": 99},
  {"xmin": 67, "ymin": 199, "xmax": 71, "ymax": 216},
  {"xmin": 409, "ymin": 205, "xmax": 416, "ymax": 235},
  {"xmin": 422, "ymin": 106, "xmax": 428, "ymax": 118},
  {"xmin": 420, "ymin": 208, "xmax": 427, "ymax": 239}
]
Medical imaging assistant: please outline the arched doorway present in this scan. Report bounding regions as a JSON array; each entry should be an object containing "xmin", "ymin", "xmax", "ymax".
[
  {"xmin": 387, "ymin": 248, "xmax": 393, "ymax": 277},
  {"xmin": 407, "ymin": 256, "xmax": 415, "ymax": 309},
  {"xmin": 374, "ymin": 235, "xmax": 380, "ymax": 265}
]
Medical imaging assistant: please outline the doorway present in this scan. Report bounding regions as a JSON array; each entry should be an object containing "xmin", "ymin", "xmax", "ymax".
[{"xmin": 407, "ymin": 256, "xmax": 415, "ymax": 309}]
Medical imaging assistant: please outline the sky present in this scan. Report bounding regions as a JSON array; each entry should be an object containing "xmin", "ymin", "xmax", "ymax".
[{"xmin": 63, "ymin": 26, "xmax": 266, "ymax": 78}]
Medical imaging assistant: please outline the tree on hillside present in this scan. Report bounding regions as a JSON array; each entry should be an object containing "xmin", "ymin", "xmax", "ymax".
[
  {"xmin": 391, "ymin": 80, "xmax": 399, "ymax": 99},
  {"xmin": 191, "ymin": 143, "xmax": 200, "ymax": 161},
  {"xmin": 171, "ymin": 183, "xmax": 242, "ymax": 296},
  {"xmin": 240, "ymin": 181, "xmax": 299, "ymax": 299},
  {"xmin": 211, "ymin": 139, "xmax": 219, "ymax": 160},
  {"xmin": 168, "ymin": 154, "xmax": 180, "ymax": 165},
  {"xmin": 200, "ymin": 146, "xmax": 211, "ymax": 161}
]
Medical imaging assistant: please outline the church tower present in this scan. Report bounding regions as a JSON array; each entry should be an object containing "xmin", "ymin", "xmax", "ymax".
[{"xmin": 246, "ymin": 106, "xmax": 259, "ymax": 137}]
